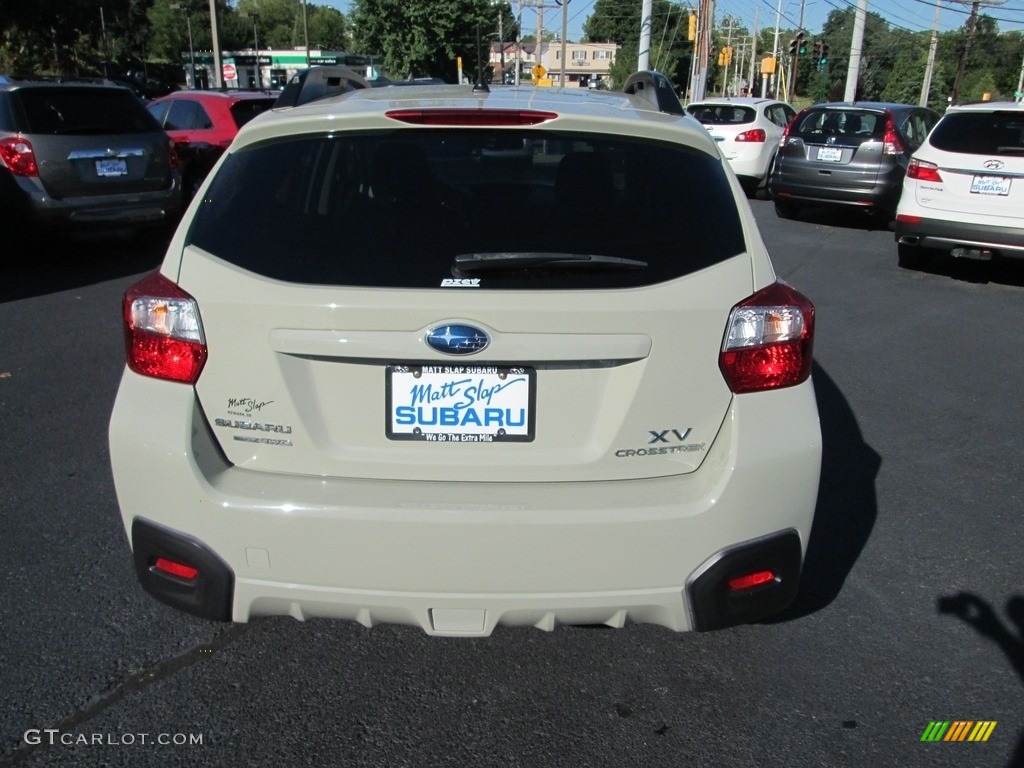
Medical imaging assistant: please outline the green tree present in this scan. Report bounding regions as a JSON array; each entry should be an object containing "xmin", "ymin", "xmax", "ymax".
[{"xmin": 350, "ymin": 0, "xmax": 514, "ymax": 81}]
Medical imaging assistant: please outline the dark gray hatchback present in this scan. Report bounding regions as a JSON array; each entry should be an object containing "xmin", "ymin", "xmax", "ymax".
[
  {"xmin": 768, "ymin": 102, "xmax": 938, "ymax": 221},
  {"xmin": 0, "ymin": 77, "xmax": 181, "ymax": 233}
]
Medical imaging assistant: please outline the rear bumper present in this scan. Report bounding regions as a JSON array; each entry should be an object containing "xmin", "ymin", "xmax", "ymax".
[
  {"xmin": 895, "ymin": 215, "xmax": 1024, "ymax": 259},
  {"xmin": 109, "ymin": 372, "xmax": 821, "ymax": 636},
  {"xmin": 769, "ymin": 168, "xmax": 902, "ymax": 212},
  {"xmin": 15, "ymin": 175, "xmax": 181, "ymax": 229}
]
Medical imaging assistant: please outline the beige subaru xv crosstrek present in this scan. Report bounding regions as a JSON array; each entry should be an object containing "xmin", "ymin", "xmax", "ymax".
[{"xmin": 109, "ymin": 68, "xmax": 821, "ymax": 636}]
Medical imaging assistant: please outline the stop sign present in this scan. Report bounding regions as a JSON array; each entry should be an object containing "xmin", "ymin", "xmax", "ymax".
[{"xmin": 222, "ymin": 63, "xmax": 237, "ymax": 81}]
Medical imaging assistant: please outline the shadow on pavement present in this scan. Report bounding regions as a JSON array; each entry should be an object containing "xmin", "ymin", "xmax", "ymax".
[
  {"xmin": 0, "ymin": 228, "xmax": 171, "ymax": 303},
  {"xmin": 765, "ymin": 362, "xmax": 881, "ymax": 623},
  {"xmin": 937, "ymin": 592, "xmax": 1024, "ymax": 767}
]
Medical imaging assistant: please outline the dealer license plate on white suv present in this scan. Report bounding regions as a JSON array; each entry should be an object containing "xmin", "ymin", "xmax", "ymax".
[
  {"xmin": 386, "ymin": 365, "xmax": 535, "ymax": 442},
  {"xmin": 970, "ymin": 175, "xmax": 1011, "ymax": 196}
]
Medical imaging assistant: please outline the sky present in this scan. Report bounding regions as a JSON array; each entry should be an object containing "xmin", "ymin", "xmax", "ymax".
[{"xmin": 321, "ymin": 0, "xmax": 1024, "ymax": 43}]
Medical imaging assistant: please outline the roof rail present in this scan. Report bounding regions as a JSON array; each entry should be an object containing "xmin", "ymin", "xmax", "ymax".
[
  {"xmin": 275, "ymin": 66, "xmax": 370, "ymax": 108},
  {"xmin": 621, "ymin": 71, "xmax": 684, "ymax": 116}
]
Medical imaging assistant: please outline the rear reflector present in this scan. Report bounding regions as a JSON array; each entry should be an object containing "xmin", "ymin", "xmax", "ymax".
[
  {"xmin": 153, "ymin": 557, "xmax": 200, "ymax": 580},
  {"xmin": 720, "ymin": 280, "xmax": 815, "ymax": 394},
  {"xmin": 728, "ymin": 570, "xmax": 777, "ymax": 590},
  {"xmin": 385, "ymin": 108, "xmax": 558, "ymax": 126},
  {"xmin": 123, "ymin": 272, "xmax": 207, "ymax": 384},
  {"xmin": 896, "ymin": 213, "xmax": 922, "ymax": 224}
]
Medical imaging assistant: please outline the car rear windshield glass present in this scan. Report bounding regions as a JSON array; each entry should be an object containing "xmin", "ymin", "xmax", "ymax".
[
  {"xmin": 186, "ymin": 130, "xmax": 747, "ymax": 289},
  {"xmin": 792, "ymin": 110, "xmax": 882, "ymax": 139},
  {"xmin": 17, "ymin": 87, "xmax": 162, "ymax": 135},
  {"xmin": 229, "ymin": 99, "xmax": 276, "ymax": 129},
  {"xmin": 928, "ymin": 112, "xmax": 1024, "ymax": 155},
  {"xmin": 687, "ymin": 105, "xmax": 756, "ymax": 125}
]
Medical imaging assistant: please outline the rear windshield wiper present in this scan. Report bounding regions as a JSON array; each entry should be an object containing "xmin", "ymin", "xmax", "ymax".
[
  {"xmin": 995, "ymin": 146, "xmax": 1024, "ymax": 154},
  {"xmin": 454, "ymin": 252, "xmax": 647, "ymax": 273}
]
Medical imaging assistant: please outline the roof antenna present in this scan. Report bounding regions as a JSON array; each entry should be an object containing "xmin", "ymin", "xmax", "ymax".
[{"xmin": 473, "ymin": 22, "xmax": 490, "ymax": 93}]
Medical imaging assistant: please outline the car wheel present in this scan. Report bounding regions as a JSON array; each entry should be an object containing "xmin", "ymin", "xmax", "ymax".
[
  {"xmin": 897, "ymin": 243, "xmax": 930, "ymax": 271},
  {"xmin": 774, "ymin": 199, "xmax": 800, "ymax": 220}
]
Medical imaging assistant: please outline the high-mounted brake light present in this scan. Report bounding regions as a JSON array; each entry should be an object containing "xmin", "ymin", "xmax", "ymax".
[
  {"xmin": 384, "ymin": 108, "xmax": 558, "ymax": 126},
  {"xmin": 882, "ymin": 111, "xmax": 905, "ymax": 156},
  {"xmin": 0, "ymin": 135, "xmax": 38, "ymax": 177},
  {"xmin": 123, "ymin": 272, "xmax": 207, "ymax": 384},
  {"xmin": 907, "ymin": 158, "xmax": 942, "ymax": 182},
  {"xmin": 735, "ymin": 128, "xmax": 766, "ymax": 143},
  {"xmin": 720, "ymin": 280, "xmax": 815, "ymax": 394}
]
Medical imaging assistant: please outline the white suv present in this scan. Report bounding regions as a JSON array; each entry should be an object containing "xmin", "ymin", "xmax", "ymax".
[
  {"xmin": 109, "ymin": 69, "xmax": 821, "ymax": 636},
  {"xmin": 686, "ymin": 96, "xmax": 796, "ymax": 195},
  {"xmin": 895, "ymin": 101, "xmax": 1024, "ymax": 270}
]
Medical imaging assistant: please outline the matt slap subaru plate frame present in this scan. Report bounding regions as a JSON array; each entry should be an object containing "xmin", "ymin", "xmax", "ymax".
[{"xmin": 385, "ymin": 364, "xmax": 537, "ymax": 442}]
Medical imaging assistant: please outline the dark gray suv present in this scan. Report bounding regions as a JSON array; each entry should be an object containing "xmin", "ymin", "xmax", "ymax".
[
  {"xmin": 0, "ymin": 77, "xmax": 181, "ymax": 233},
  {"xmin": 769, "ymin": 102, "xmax": 938, "ymax": 221}
]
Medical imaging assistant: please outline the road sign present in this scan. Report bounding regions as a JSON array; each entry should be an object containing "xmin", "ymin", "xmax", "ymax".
[
  {"xmin": 222, "ymin": 63, "xmax": 237, "ymax": 81},
  {"xmin": 531, "ymin": 64, "xmax": 547, "ymax": 80}
]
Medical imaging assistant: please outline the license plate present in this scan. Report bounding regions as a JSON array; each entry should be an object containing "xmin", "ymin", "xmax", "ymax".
[
  {"xmin": 386, "ymin": 365, "xmax": 535, "ymax": 442},
  {"xmin": 970, "ymin": 175, "xmax": 1011, "ymax": 196},
  {"xmin": 95, "ymin": 158, "xmax": 128, "ymax": 177},
  {"xmin": 816, "ymin": 147, "xmax": 843, "ymax": 163}
]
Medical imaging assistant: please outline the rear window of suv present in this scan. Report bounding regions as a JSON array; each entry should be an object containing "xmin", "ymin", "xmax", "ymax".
[
  {"xmin": 791, "ymin": 109, "xmax": 882, "ymax": 139},
  {"xmin": 928, "ymin": 111, "xmax": 1024, "ymax": 155},
  {"xmin": 229, "ymin": 98, "xmax": 276, "ymax": 129},
  {"xmin": 186, "ymin": 130, "xmax": 747, "ymax": 290},
  {"xmin": 687, "ymin": 105, "xmax": 756, "ymax": 125},
  {"xmin": 16, "ymin": 87, "xmax": 162, "ymax": 135}
]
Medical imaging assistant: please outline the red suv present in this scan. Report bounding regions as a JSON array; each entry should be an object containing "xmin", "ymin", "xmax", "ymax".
[{"xmin": 147, "ymin": 90, "xmax": 277, "ymax": 202}]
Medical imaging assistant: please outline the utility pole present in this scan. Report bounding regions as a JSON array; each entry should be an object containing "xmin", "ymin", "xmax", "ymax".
[
  {"xmin": 560, "ymin": 0, "xmax": 569, "ymax": 82},
  {"xmin": 208, "ymin": 0, "xmax": 223, "ymax": 88},
  {"xmin": 638, "ymin": 0, "xmax": 653, "ymax": 71},
  {"xmin": 720, "ymin": 17, "xmax": 736, "ymax": 95},
  {"xmin": 920, "ymin": 0, "xmax": 941, "ymax": 106},
  {"xmin": 843, "ymin": 0, "xmax": 867, "ymax": 102},
  {"xmin": 770, "ymin": 0, "xmax": 782, "ymax": 97},
  {"xmin": 791, "ymin": 0, "xmax": 806, "ymax": 99}
]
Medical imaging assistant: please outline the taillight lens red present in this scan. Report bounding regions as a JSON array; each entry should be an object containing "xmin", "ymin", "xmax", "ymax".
[
  {"xmin": 167, "ymin": 137, "xmax": 180, "ymax": 171},
  {"xmin": 907, "ymin": 158, "xmax": 942, "ymax": 182},
  {"xmin": 882, "ymin": 112, "xmax": 905, "ymax": 156},
  {"xmin": 728, "ymin": 570, "xmax": 777, "ymax": 590},
  {"xmin": 778, "ymin": 108, "xmax": 805, "ymax": 148},
  {"xmin": 123, "ymin": 272, "xmax": 207, "ymax": 384},
  {"xmin": 736, "ymin": 128, "xmax": 766, "ymax": 143},
  {"xmin": 0, "ymin": 135, "xmax": 39, "ymax": 176},
  {"xmin": 385, "ymin": 108, "xmax": 558, "ymax": 126},
  {"xmin": 720, "ymin": 281, "xmax": 815, "ymax": 394},
  {"xmin": 154, "ymin": 556, "xmax": 200, "ymax": 580}
]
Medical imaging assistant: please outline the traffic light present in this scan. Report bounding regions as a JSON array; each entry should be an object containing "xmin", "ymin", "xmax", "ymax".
[
  {"xmin": 723, "ymin": 46, "xmax": 733, "ymax": 65},
  {"xmin": 813, "ymin": 40, "xmax": 822, "ymax": 60},
  {"xmin": 688, "ymin": 13, "xmax": 696, "ymax": 42},
  {"xmin": 819, "ymin": 42, "xmax": 830, "ymax": 66},
  {"xmin": 789, "ymin": 31, "xmax": 806, "ymax": 57}
]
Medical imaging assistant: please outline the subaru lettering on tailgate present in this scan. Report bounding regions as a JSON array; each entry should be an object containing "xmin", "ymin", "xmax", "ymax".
[{"xmin": 386, "ymin": 365, "xmax": 536, "ymax": 442}]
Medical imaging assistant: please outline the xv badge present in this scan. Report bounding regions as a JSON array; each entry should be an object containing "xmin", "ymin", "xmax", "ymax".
[{"xmin": 648, "ymin": 428, "xmax": 693, "ymax": 444}]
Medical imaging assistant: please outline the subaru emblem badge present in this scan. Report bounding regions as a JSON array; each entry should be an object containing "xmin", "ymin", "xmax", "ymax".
[{"xmin": 425, "ymin": 324, "xmax": 490, "ymax": 355}]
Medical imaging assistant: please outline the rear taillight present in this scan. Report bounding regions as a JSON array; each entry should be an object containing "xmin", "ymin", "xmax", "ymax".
[
  {"xmin": 0, "ymin": 135, "xmax": 38, "ymax": 177},
  {"xmin": 736, "ymin": 129, "xmax": 766, "ymax": 143},
  {"xmin": 385, "ymin": 108, "xmax": 557, "ymax": 126},
  {"xmin": 882, "ymin": 112, "xmax": 905, "ymax": 156},
  {"xmin": 907, "ymin": 158, "xmax": 942, "ymax": 182},
  {"xmin": 167, "ymin": 137, "xmax": 180, "ymax": 171},
  {"xmin": 778, "ymin": 108, "xmax": 805, "ymax": 148},
  {"xmin": 123, "ymin": 272, "xmax": 207, "ymax": 384},
  {"xmin": 720, "ymin": 281, "xmax": 815, "ymax": 394}
]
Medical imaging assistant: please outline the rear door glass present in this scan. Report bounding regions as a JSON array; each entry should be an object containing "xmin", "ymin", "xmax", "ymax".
[
  {"xmin": 17, "ymin": 87, "xmax": 161, "ymax": 134},
  {"xmin": 229, "ymin": 99, "xmax": 276, "ymax": 129},
  {"xmin": 928, "ymin": 112, "xmax": 1024, "ymax": 155},
  {"xmin": 186, "ymin": 130, "xmax": 747, "ymax": 290}
]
